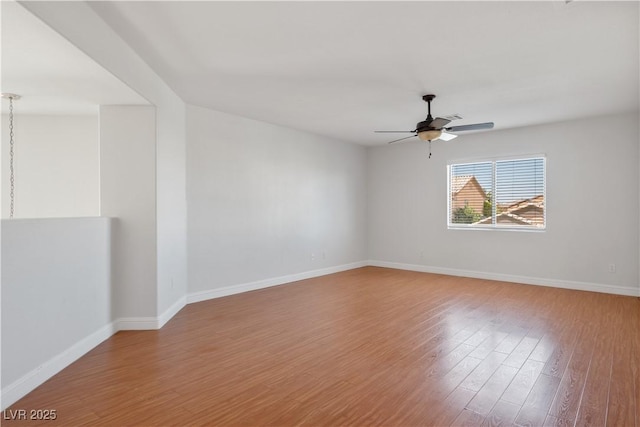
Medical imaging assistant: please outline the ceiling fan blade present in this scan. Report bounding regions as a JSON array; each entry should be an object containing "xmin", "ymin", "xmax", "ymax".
[
  {"xmin": 438, "ymin": 131, "xmax": 458, "ymax": 142},
  {"xmin": 387, "ymin": 135, "xmax": 417, "ymax": 144},
  {"xmin": 441, "ymin": 113, "xmax": 463, "ymax": 121},
  {"xmin": 445, "ymin": 122, "xmax": 494, "ymax": 132},
  {"xmin": 429, "ymin": 117, "xmax": 451, "ymax": 129},
  {"xmin": 374, "ymin": 130, "xmax": 415, "ymax": 133}
]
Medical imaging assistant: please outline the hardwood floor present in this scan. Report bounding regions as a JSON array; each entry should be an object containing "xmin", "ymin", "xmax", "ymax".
[{"xmin": 4, "ymin": 267, "xmax": 639, "ymax": 426}]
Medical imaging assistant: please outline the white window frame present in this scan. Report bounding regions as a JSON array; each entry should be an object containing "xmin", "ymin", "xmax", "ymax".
[{"xmin": 447, "ymin": 155, "xmax": 546, "ymax": 232}]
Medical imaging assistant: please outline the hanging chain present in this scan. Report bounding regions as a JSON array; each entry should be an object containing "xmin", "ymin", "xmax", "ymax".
[{"xmin": 9, "ymin": 96, "xmax": 15, "ymax": 218}]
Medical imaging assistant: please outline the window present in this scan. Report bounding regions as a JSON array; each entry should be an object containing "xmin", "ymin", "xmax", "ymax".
[{"xmin": 448, "ymin": 156, "xmax": 545, "ymax": 230}]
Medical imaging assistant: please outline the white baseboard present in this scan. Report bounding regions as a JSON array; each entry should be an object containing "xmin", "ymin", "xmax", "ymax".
[
  {"xmin": 1, "ymin": 322, "xmax": 118, "ymax": 410},
  {"xmin": 10, "ymin": 259, "xmax": 631, "ymax": 411},
  {"xmin": 116, "ymin": 296, "xmax": 187, "ymax": 330},
  {"xmin": 158, "ymin": 296, "xmax": 187, "ymax": 328},
  {"xmin": 187, "ymin": 261, "xmax": 368, "ymax": 304},
  {"xmin": 1, "ymin": 304, "xmax": 186, "ymax": 409},
  {"xmin": 368, "ymin": 260, "xmax": 640, "ymax": 297},
  {"xmin": 115, "ymin": 317, "xmax": 160, "ymax": 331},
  {"xmin": 1, "ymin": 262, "xmax": 367, "ymax": 409},
  {"xmin": 1, "ymin": 299, "xmax": 188, "ymax": 409}
]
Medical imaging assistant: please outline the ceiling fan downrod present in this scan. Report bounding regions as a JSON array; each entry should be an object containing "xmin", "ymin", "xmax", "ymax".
[{"xmin": 423, "ymin": 94, "xmax": 435, "ymax": 121}]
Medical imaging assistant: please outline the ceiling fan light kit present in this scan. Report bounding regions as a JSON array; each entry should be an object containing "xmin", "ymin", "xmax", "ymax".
[
  {"xmin": 418, "ymin": 129, "xmax": 442, "ymax": 141},
  {"xmin": 375, "ymin": 93, "xmax": 495, "ymax": 157}
]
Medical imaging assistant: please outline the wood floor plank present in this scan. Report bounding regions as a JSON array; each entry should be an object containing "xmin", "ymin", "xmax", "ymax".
[
  {"xmin": 503, "ymin": 336, "xmax": 540, "ymax": 368},
  {"xmin": 459, "ymin": 351, "xmax": 509, "ymax": 392},
  {"xmin": 547, "ymin": 330, "xmax": 595, "ymax": 422},
  {"xmin": 3, "ymin": 267, "xmax": 637, "ymax": 427},
  {"xmin": 529, "ymin": 334, "xmax": 557, "ymax": 363},
  {"xmin": 465, "ymin": 364, "xmax": 519, "ymax": 416},
  {"xmin": 451, "ymin": 408, "xmax": 486, "ymax": 426},
  {"xmin": 482, "ymin": 400, "xmax": 521, "ymax": 427},
  {"xmin": 494, "ymin": 330, "xmax": 527, "ymax": 355},
  {"xmin": 541, "ymin": 330, "xmax": 578, "ymax": 379},
  {"xmin": 514, "ymin": 374, "xmax": 561, "ymax": 426},
  {"xmin": 605, "ymin": 297, "xmax": 637, "ymax": 426},
  {"xmin": 468, "ymin": 331, "xmax": 509, "ymax": 359},
  {"xmin": 422, "ymin": 342, "xmax": 476, "ymax": 379},
  {"xmin": 502, "ymin": 359, "xmax": 546, "ymax": 406},
  {"xmin": 414, "ymin": 386, "xmax": 477, "ymax": 426},
  {"xmin": 573, "ymin": 324, "xmax": 614, "ymax": 427}
]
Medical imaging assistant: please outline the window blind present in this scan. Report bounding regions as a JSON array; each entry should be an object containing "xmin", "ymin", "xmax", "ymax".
[{"xmin": 449, "ymin": 157, "xmax": 545, "ymax": 229}]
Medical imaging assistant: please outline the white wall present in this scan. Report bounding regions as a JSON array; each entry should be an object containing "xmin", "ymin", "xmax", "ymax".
[
  {"xmin": 1, "ymin": 114, "xmax": 99, "ymax": 219},
  {"xmin": 155, "ymin": 100, "xmax": 187, "ymax": 319},
  {"xmin": 100, "ymin": 106, "xmax": 157, "ymax": 320},
  {"xmin": 21, "ymin": 1, "xmax": 189, "ymax": 322},
  {"xmin": 1, "ymin": 217, "xmax": 112, "ymax": 408},
  {"xmin": 187, "ymin": 105, "xmax": 367, "ymax": 293},
  {"xmin": 368, "ymin": 112, "xmax": 640, "ymax": 296}
]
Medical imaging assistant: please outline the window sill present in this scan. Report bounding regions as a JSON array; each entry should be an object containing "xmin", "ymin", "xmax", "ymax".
[{"xmin": 447, "ymin": 225, "xmax": 546, "ymax": 233}]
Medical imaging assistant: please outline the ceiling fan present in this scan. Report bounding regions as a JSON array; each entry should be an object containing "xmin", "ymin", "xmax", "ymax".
[{"xmin": 375, "ymin": 94, "xmax": 494, "ymax": 149}]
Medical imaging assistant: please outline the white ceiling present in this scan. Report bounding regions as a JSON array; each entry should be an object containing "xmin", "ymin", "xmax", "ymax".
[
  {"xmin": 1, "ymin": 1, "xmax": 149, "ymax": 115},
  {"xmin": 88, "ymin": 1, "xmax": 639, "ymax": 146},
  {"xmin": 6, "ymin": 2, "xmax": 636, "ymax": 143}
]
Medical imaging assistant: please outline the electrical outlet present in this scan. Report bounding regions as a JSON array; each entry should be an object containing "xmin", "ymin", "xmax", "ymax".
[
  {"xmin": 322, "ymin": 251, "xmax": 326, "ymax": 260},
  {"xmin": 608, "ymin": 263, "xmax": 616, "ymax": 273},
  {"xmin": 311, "ymin": 253, "xmax": 316, "ymax": 261}
]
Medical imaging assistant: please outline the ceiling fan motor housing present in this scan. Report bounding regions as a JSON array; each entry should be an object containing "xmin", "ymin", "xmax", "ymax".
[{"xmin": 416, "ymin": 119, "xmax": 435, "ymax": 132}]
